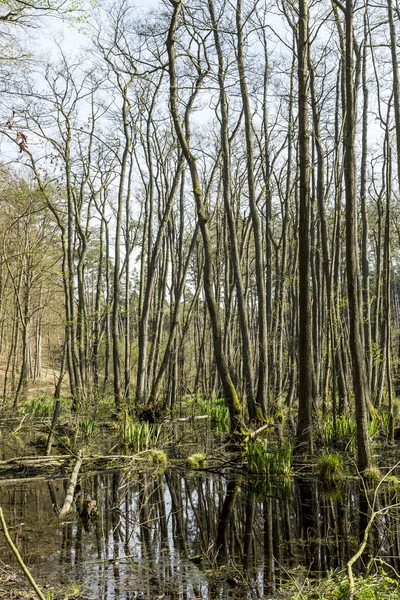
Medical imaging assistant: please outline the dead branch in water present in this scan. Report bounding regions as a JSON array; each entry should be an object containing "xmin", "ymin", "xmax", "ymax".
[
  {"xmin": 58, "ymin": 450, "xmax": 84, "ymax": 517},
  {"xmin": 0, "ymin": 506, "xmax": 46, "ymax": 600}
]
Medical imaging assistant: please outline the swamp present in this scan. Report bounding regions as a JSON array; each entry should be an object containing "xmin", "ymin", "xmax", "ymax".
[
  {"xmin": 2, "ymin": 0, "xmax": 400, "ymax": 597},
  {"xmin": 1, "ymin": 400, "xmax": 400, "ymax": 600}
]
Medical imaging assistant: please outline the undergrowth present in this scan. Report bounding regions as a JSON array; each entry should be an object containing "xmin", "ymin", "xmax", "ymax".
[
  {"xmin": 119, "ymin": 411, "xmax": 162, "ymax": 452},
  {"xmin": 18, "ymin": 395, "xmax": 59, "ymax": 418},
  {"xmin": 279, "ymin": 572, "xmax": 400, "ymax": 599},
  {"xmin": 247, "ymin": 440, "xmax": 293, "ymax": 476},
  {"xmin": 183, "ymin": 395, "xmax": 230, "ymax": 433}
]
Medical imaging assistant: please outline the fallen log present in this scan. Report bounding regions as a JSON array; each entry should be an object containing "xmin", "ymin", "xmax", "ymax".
[
  {"xmin": 0, "ymin": 454, "xmax": 72, "ymax": 467},
  {"xmin": 58, "ymin": 450, "xmax": 83, "ymax": 517}
]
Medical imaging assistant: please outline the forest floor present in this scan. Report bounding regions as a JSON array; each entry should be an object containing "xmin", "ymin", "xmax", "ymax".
[{"xmin": 0, "ymin": 365, "xmax": 66, "ymax": 403}]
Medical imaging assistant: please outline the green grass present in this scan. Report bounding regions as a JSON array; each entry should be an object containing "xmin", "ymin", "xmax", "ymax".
[
  {"xmin": 279, "ymin": 573, "xmax": 400, "ymax": 599},
  {"xmin": 119, "ymin": 411, "xmax": 162, "ymax": 452},
  {"xmin": 322, "ymin": 414, "xmax": 357, "ymax": 449},
  {"xmin": 18, "ymin": 395, "xmax": 58, "ymax": 418},
  {"xmin": 183, "ymin": 395, "xmax": 230, "ymax": 433},
  {"xmin": 247, "ymin": 440, "xmax": 293, "ymax": 477},
  {"xmin": 322, "ymin": 412, "xmax": 382, "ymax": 452},
  {"xmin": 79, "ymin": 416, "xmax": 96, "ymax": 438},
  {"xmin": 317, "ymin": 452, "xmax": 345, "ymax": 484}
]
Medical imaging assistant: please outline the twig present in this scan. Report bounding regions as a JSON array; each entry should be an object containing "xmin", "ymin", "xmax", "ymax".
[
  {"xmin": 0, "ymin": 506, "xmax": 46, "ymax": 600},
  {"xmin": 11, "ymin": 414, "xmax": 28, "ymax": 435}
]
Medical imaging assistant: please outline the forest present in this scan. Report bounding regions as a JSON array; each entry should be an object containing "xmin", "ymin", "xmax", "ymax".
[{"xmin": 1, "ymin": 0, "xmax": 400, "ymax": 598}]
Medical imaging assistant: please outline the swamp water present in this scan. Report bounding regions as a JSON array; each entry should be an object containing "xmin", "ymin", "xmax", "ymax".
[{"xmin": 1, "ymin": 466, "xmax": 400, "ymax": 599}]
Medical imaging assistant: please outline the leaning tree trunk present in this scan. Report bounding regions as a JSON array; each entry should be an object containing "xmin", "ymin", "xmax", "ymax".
[{"xmin": 167, "ymin": 0, "xmax": 245, "ymax": 434}]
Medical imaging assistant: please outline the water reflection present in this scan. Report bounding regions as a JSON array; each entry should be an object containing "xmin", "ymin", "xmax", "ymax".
[{"xmin": 1, "ymin": 470, "xmax": 400, "ymax": 599}]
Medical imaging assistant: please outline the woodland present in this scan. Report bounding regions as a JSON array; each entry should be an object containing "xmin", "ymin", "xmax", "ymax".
[{"xmin": 1, "ymin": 0, "xmax": 400, "ymax": 597}]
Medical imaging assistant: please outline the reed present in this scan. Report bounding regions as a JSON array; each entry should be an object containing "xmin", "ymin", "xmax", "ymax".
[
  {"xmin": 119, "ymin": 411, "xmax": 162, "ymax": 452},
  {"xmin": 247, "ymin": 440, "xmax": 293, "ymax": 476}
]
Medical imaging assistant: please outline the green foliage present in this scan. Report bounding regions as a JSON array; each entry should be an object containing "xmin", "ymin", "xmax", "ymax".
[
  {"xmin": 79, "ymin": 417, "xmax": 96, "ymax": 439},
  {"xmin": 279, "ymin": 572, "xmax": 400, "ymax": 599},
  {"xmin": 317, "ymin": 452, "xmax": 345, "ymax": 484},
  {"xmin": 18, "ymin": 395, "xmax": 58, "ymax": 418},
  {"xmin": 322, "ymin": 411, "xmax": 382, "ymax": 452},
  {"xmin": 146, "ymin": 449, "xmax": 168, "ymax": 467},
  {"xmin": 187, "ymin": 452, "xmax": 207, "ymax": 468},
  {"xmin": 63, "ymin": 580, "xmax": 85, "ymax": 599},
  {"xmin": 183, "ymin": 395, "xmax": 230, "ymax": 433},
  {"xmin": 119, "ymin": 411, "xmax": 162, "ymax": 452},
  {"xmin": 322, "ymin": 414, "xmax": 357, "ymax": 449},
  {"xmin": 247, "ymin": 440, "xmax": 293, "ymax": 476}
]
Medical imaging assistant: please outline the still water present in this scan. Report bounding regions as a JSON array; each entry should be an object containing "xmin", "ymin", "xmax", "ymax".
[{"xmin": 1, "ymin": 467, "xmax": 400, "ymax": 599}]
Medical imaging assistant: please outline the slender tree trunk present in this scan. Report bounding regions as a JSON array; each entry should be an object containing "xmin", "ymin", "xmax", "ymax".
[
  {"xmin": 208, "ymin": 0, "xmax": 256, "ymax": 420},
  {"xmin": 236, "ymin": 0, "xmax": 268, "ymax": 418},
  {"xmin": 167, "ymin": 0, "xmax": 245, "ymax": 434},
  {"xmin": 344, "ymin": 0, "xmax": 372, "ymax": 472},
  {"xmin": 295, "ymin": 0, "xmax": 314, "ymax": 455}
]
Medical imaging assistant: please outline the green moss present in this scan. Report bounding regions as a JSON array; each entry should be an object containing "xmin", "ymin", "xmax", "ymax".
[
  {"xmin": 187, "ymin": 453, "xmax": 207, "ymax": 468},
  {"xmin": 363, "ymin": 466, "xmax": 382, "ymax": 482},
  {"xmin": 146, "ymin": 449, "xmax": 168, "ymax": 467}
]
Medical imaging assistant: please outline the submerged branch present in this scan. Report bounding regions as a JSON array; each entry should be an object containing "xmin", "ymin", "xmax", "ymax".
[{"xmin": 0, "ymin": 506, "xmax": 46, "ymax": 600}]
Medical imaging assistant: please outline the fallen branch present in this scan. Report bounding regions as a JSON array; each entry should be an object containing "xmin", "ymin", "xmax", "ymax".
[
  {"xmin": 0, "ymin": 454, "xmax": 72, "ymax": 467},
  {"xmin": 45, "ymin": 399, "xmax": 61, "ymax": 455},
  {"xmin": 11, "ymin": 414, "xmax": 28, "ymax": 436},
  {"xmin": 0, "ymin": 506, "xmax": 46, "ymax": 600},
  {"xmin": 58, "ymin": 450, "xmax": 83, "ymax": 517},
  {"xmin": 248, "ymin": 423, "xmax": 274, "ymax": 440}
]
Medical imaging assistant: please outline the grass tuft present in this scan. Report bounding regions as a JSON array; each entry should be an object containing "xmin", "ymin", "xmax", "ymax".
[
  {"xmin": 187, "ymin": 452, "xmax": 207, "ymax": 468},
  {"xmin": 119, "ymin": 411, "xmax": 162, "ymax": 452},
  {"xmin": 317, "ymin": 452, "xmax": 345, "ymax": 484},
  {"xmin": 146, "ymin": 449, "xmax": 168, "ymax": 467},
  {"xmin": 247, "ymin": 441, "xmax": 292, "ymax": 477}
]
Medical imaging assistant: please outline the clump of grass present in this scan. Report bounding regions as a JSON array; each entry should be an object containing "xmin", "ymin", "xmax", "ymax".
[
  {"xmin": 182, "ymin": 395, "xmax": 230, "ymax": 433},
  {"xmin": 119, "ymin": 411, "xmax": 162, "ymax": 452},
  {"xmin": 64, "ymin": 581, "xmax": 85, "ymax": 599},
  {"xmin": 317, "ymin": 452, "xmax": 345, "ymax": 484},
  {"xmin": 247, "ymin": 441, "xmax": 292, "ymax": 477},
  {"xmin": 322, "ymin": 414, "xmax": 357, "ymax": 450},
  {"xmin": 79, "ymin": 417, "xmax": 96, "ymax": 438},
  {"xmin": 146, "ymin": 449, "xmax": 168, "ymax": 467},
  {"xmin": 18, "ymin": 395, "xmax": 56, "ymax": 418},
  {"xmin": 187, "ymin": 453, "xmax": 207, "ymax": 468},
  {"xmin": 363, "ymin": 466, "xmax": 382, "ymax": 481}
]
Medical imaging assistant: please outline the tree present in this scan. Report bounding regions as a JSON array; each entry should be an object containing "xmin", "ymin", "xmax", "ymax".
[{"xmin": 295, "ymin": 0, "xmax": 314, "ymax": 455}]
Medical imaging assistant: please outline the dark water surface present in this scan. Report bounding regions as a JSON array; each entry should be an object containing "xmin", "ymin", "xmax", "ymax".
[{"xmin": 1, "ymin": 466, "xmax": 400, "ymax": 599}]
